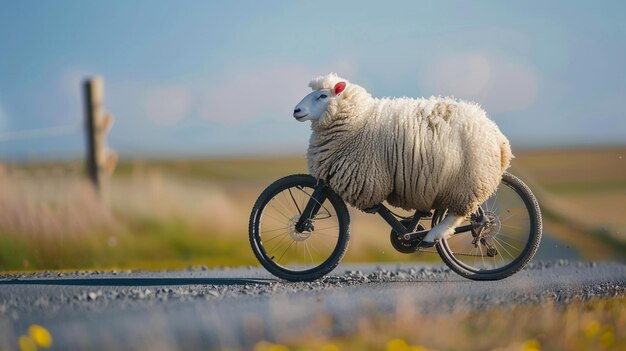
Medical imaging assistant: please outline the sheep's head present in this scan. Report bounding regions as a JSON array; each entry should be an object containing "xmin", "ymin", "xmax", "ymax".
[{"xmin": 293, "ymin": 81, "xmax": 346, "ymax": 122}]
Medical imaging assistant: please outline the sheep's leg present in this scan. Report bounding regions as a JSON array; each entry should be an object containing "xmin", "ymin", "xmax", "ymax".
[{"xmin": 422, "ymin": 214, "xmax": 465, "ymax": 243}]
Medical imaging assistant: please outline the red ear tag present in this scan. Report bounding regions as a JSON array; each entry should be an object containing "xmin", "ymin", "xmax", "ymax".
[{"xmin": 334, "ymin": 81, "xmax": 346, "ymax": 95}]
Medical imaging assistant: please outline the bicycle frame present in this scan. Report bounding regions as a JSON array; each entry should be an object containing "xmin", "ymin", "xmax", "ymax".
[
  {"xmin": 295, "ymin": 180, "xmax": 478, "ymax": 239},
  {"xmin": 252, "ymin": 172, "xmax": 541, "ymax": 281}
]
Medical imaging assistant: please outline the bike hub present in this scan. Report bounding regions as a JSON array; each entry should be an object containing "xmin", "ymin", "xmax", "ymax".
[
  {"xmin": 479, "ymin": 211, "xmax": 501, "ymax": 239},
  {"xmin": 289, "ymin": 216, "xmax": 313, "ymax": 241}
]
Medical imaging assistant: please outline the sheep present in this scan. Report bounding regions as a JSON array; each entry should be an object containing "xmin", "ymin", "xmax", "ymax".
[{"xmin": 292, "ymin": 73, "xmax": 512, "ymax": 245}]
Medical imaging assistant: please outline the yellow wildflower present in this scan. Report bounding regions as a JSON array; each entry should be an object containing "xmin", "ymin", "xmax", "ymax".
[
  {"xmin": 600, "ymin": 327, "xmax": 615, "ymax": 348},
  {"xmin": 28, "ymin": 324, "xmax": 53, "ymax": 348},
  {"xmin": 387, "ymin": 338, "xmax": 409, "ymax": 351},
  {"xmin": 321, "ymin": 342, "xmax": 341, "ymax": 351},
  {"xmin": 584, "ymin": 320, "xmax": 600, "ymax": 339},
  {"xmin": 522, "ymin": 338, "xmax": 541, "ymax": 351},
  {"xmin": 18, "ymin": 335, "xmax": 37, "ymax": 351}
]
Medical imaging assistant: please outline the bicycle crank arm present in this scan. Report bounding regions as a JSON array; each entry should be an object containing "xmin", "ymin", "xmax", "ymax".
[{"xmin": 402, "ymin": 229, "xmax": 429, "ymax": 241}]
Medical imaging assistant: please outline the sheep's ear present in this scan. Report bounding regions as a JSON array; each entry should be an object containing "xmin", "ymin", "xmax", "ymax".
[{"xmin": 333, "ymin": 82, "xmax": 346, "ymax": 96}]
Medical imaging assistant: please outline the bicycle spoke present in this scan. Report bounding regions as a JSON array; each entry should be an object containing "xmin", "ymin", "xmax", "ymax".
[
  {"xmin": 276, "ymin": 196, "xmax": 297, "ymax": 219},
  {"xmin": 501, "ymin": 223, "xmax": 522, "ymax": 230},
  {"xmin": 305, "ymin": 242, "xmax": 315, "ymax": 269},
  {"xmin": 495, "ymin": 232, "xmax": 524, "ymax": 243},
  {"xmin": 492, "ymin": 236, "xmax": 516, "ymax": 259},
  {"xmin": 478, "ymin": 242, "xmax": 486, "ymax": 269},
  {"xmin": 267, "ymin": 234, "xmax": 292, "ymax": 253},
  {"xmin": 263, "ymin": 212, "xmax": 289, "ymax": 224},
  {"xmin": 261, "ymin": 226, "xmax": 289, "ymax": 234},
  {"xmin": 280, "ymin": 191, "xmax": 297, "ymax": 216},
  {"xmin": 494, "ymin": 234, "xmax": 522, "ymax": 252},
  {"xmin": 288, "ymin": 188, "xmax": 302, "ymax": 215},
  {"xmin": 493, "ymin": 239, "xmax": 507, "ymax": 266},
  {"xmin": 268, "ymin": 203, "xmax": 292, "ymax": 221},
  {"xmin": 499, "ymin": 213, "xmax": 515, "ymax": 222},
  {"xmin": 277, "ymin": 240, "xmax": 296, "ymax": 264},
  {"xmin": 263, "ymin": 231, "xmax": 289, "ymax": 243}
]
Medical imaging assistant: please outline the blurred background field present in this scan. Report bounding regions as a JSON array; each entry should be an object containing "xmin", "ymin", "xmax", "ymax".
[{"xmin": 0, "ymin": 146, "xmax": 623, "ymax": 271}]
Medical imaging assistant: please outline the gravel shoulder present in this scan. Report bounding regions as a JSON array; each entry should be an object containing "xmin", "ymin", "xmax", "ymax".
[{"xmin": 0, "ymin": 260, "xmax": 624, "ymax": 350}]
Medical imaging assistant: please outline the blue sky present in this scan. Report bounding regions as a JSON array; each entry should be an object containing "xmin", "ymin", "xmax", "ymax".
[{"xmin": 0, "ymin": 1, "xmax": 625, "ymax": 160}]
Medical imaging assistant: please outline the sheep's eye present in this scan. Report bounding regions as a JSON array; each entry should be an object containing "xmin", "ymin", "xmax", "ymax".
[{"xmin": 319, "ymin": 94, "xmax": 328, "ymax": 99}]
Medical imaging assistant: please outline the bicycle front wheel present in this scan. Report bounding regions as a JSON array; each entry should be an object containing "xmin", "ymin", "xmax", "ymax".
[
  {"xmin": 249, "ymin": 174, "xmax": 350, "ymax": 281},
  {"xmin": 433, "ymin": 172, "xmax": 542, "ymax": 280}
]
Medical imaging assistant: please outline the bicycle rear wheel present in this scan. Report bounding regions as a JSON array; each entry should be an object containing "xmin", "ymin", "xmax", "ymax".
[
  {"xmin": 249, "ymin": 174, "xmax": 350, "ymax": 281},
  {"xmin": 433, "ymin": 172, "xmax": 542, "ymax": 280}
]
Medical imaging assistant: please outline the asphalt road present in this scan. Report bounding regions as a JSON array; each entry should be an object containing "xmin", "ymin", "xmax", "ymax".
[{"xmin": 0, "ymin": 260, "xmax": 624, "ymax": 350}]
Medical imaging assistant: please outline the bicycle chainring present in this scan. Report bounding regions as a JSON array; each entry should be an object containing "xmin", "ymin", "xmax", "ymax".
[{"xmin": 390, "ymin": 220, "xmax": 426, "ymax": 254}]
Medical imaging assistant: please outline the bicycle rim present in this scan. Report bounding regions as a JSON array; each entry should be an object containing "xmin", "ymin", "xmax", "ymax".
[
  {"xmin": 250, "ymin": 175, "xmax": 349, "ymax": 278},
  {"xmin": 436, "ymin": 173, "xmax": 541, "ymax": 276}
]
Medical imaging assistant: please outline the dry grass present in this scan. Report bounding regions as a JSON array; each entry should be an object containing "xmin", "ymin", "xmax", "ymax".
[
  {"xmin": 0, "ymin": 170, "xmax": 118, "ymax": 269},
  {"xmin": 258, "ymin": 297, "xmax": 625, "ymax": 351},
  {"xmin": 556, "ymin": 193, "xmax": 626, "ymax": 238},
  {"xmin": 0, "ymin": 146, "xmax": 624, "ymax": 271},
  {"xmin": 0, "ymin": 161, "xmax": 434, "ymax": 270},
  {"xmin": 0, "ymin": 165, "xmax": 257, "ymax": 270},
  {"xmin": 511, "ymin": 147, "xmax": 626, "ymax": 187},
  {"xmin": 511, "ymin": 147, "xmax": 626, "ymax": 257}
]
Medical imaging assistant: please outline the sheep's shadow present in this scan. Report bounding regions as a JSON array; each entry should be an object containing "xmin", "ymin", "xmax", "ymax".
[{"xmin": 0, "ymin": 277, "xmax": 273, "ymax": 287}]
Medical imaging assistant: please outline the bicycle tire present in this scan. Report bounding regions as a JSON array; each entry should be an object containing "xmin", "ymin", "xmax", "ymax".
[
  {"xmin": 434, "ymin": 172, "xmax": 542, "ymax": 280},
  {"xmin": 249, "ymin": 174, "xmax": 350, "ymax": 281}
]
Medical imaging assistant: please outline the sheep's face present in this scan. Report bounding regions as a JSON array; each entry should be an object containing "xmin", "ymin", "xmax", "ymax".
[{"xmin": 293, "ymin": 82, "xmax": 347, "ymax": 122}]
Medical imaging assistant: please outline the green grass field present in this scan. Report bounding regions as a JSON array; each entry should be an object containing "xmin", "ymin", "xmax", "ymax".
[{"xmin": 0, "ymin": 146, "xmax": 624, "ymax": 271}]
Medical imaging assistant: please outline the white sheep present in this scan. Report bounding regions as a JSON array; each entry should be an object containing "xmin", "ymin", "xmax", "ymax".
[{"xmin": 293, "ymin": 73, "xmax": 513, "ymax": 245}]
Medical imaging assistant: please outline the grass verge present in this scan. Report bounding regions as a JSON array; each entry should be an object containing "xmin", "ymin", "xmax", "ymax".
[
  {"xmin": 255, "ymin": 297, "xmax": 625, "ymax": 351},
  {"xmin": 1, "ymin": 147, "xmax": 624, "ymax": 271}
]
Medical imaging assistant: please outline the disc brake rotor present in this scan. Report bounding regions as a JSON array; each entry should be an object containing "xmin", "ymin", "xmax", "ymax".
[
  {"xmin": 473, "ymin": 211, "xmax": 501, "ymax": 240},
  {"xmin": 288, "ymin": 216, "xmax": 313, "ymax": 241}
]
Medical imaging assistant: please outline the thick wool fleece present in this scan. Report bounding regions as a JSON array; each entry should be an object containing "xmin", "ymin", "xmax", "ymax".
[{"xmin": 307, "ymin": 74, "xmax": 512, "ymax": 216}]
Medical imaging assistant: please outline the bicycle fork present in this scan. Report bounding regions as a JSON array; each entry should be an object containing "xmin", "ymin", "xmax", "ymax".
[{"xmin": 294, "ymin": 181, "xmax": 328, "ymax": 233}]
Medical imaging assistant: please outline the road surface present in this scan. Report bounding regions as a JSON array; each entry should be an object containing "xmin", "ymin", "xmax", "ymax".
[{"xmin": 0, "ymin": 260, "xmax": 624, "ymax": 350}]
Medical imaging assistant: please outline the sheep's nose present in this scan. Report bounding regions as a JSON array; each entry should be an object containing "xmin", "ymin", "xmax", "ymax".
[{"xmin": 294, "ymin": 108, "xmax": 301, "ymax": 114}]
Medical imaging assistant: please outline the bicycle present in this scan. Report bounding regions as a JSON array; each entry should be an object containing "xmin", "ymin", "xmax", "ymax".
[{"xmin": 249, "ymin": 172, "xmax": 542, "ymax": 281}]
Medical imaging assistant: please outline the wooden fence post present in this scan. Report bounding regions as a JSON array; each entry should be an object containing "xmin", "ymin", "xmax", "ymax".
[{"xmin": 84, "ymin": 76, "xmax": 116, "ymax": 199}]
